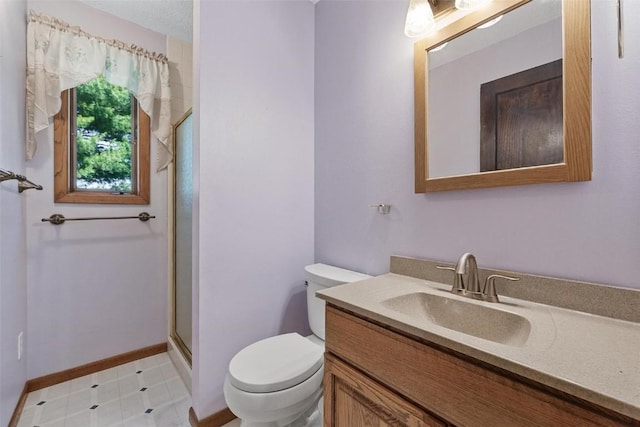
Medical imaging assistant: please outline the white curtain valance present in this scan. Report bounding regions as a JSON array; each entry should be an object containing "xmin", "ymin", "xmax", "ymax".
[{"xmin": 26, "ymin": 10, "xmax": 172, "ymax": 169}]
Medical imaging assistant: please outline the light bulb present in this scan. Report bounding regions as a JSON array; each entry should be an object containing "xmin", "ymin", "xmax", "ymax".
[
  {"xmin": 404, "ymin": 0, "xmax": 436, "ymax": 38},
  {"xmin": 455, "ymin": 0, "xmax": 492, "ymax": 11}
]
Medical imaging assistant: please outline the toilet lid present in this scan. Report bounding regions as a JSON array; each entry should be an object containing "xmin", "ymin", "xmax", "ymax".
[{"xmin": 228, "ymin": 333, "xmax": 324, "ymax": 393}]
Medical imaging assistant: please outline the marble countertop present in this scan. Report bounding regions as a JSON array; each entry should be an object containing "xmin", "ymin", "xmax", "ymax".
[{"xmin": 317, "ymin": 273, "xmax": 640, "ymax": 421}]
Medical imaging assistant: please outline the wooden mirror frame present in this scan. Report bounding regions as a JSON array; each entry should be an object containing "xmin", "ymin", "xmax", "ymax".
[{"xmin": 414, "ymin": 0, "xmax": 591, "ymax": 193}]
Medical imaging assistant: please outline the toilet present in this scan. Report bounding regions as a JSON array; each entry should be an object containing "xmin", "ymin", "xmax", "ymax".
[{"xmin": 223, "ymin": 263, "xmax": 370, "ymax": 427}]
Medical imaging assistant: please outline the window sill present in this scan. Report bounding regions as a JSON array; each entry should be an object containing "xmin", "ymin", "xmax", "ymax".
[{"xmin": 54, "ymin": 191, "xmax": 149, "ymax": 205}]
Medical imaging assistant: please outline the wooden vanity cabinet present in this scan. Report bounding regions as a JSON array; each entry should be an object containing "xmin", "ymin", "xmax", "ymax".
[
  {"xmin": 323, "ymin": 305, "xmax": 636, "ymax": 427},
  {"xmin": 324, "ymin": 354, "xmax": 447, "ymax": 427}
]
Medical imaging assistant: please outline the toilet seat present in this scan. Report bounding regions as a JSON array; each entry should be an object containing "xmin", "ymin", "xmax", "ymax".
[{"xmin": 228, "ymin": 333, "xmax": 324, "ymax": 393}]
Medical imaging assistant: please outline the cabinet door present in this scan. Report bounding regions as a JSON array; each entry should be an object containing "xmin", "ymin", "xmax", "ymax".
[{"xmin": 324, "ymin": 354, "xmax": 447, "ymax": 427}]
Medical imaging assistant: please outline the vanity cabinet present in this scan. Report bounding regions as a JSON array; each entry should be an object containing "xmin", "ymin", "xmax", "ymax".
[
  {"xmin": 323, "ymin": 305, "xmax": 635, "ymax": 427},
  {"xmin": 324, "ymin": 354, "xmax": 446, "ymax": 427}
]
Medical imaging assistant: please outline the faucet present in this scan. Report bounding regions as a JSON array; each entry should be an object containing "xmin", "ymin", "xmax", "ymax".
[
  {"xmin": 454, "ymin": 252, "xmax": 481, "ymax": 295},
  {"xmin": 437, "ymin": 253, "xmax": 519, "ymax": 302}
]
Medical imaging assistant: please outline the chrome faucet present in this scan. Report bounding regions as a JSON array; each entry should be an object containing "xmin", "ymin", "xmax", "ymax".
[{"xmin": 437, "ymin": 253, "xmax": 519, "ymax": 303}]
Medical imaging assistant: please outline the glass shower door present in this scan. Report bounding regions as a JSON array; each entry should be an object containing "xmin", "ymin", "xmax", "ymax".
[{"xmin": 172, "ymin": 110, "xmax": 193, "ymax": 363}]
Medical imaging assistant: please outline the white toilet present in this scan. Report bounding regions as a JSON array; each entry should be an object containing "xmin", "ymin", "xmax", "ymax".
[{"xmin": 223, "ymin": 263, "xmax": 370, "ymax": 427}]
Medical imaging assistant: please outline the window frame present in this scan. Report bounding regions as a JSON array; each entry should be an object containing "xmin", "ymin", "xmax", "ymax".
[{"xmin": 53, "ymin": 86, "xmax": 151, "ymax": 204}]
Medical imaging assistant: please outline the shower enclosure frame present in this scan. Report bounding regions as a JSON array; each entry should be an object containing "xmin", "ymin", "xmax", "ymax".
[{"xmin": 169, "ymin": 108, "xmax": 193, "ymax": 367}]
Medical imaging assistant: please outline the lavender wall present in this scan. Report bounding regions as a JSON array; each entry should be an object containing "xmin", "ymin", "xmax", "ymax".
[
  {"xmin": 25, "ymin": 1, "xmax": 169, "ymax": 379},
  {"xmin": 0, "ymin": 1, "xmax": 28, "ymax": 424},
  {"xmin": 315, "ymin": 0, "xmax": 640, "ymax": 290},
  {"xmin": 193, "ymin": 1, "xmax": 315, "ymax": 418}
]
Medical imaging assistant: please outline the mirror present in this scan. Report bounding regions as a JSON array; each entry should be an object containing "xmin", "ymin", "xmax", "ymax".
[{"xmin": 414, "ymin": 0, "xmax": 591, "ymax": 192}]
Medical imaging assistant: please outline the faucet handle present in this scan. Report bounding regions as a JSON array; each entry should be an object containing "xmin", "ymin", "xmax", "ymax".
[
  {"xmin": 483, "ymin": 274, "xmax": 519, "ymax": 303},
  {"xmin": 436, "ymin": 265, "xmax": 465, "ymax": 294}
]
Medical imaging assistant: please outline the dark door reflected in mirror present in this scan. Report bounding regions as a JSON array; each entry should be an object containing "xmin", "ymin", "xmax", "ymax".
[{"xmin": 480, "ymin": 59, "xmax": 563, "ymax": 172}]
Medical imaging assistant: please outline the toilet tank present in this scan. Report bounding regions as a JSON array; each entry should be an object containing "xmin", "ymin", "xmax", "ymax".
[{"xmin": 304, "ymin": 263, "xmax": 370, "ymax": 340}]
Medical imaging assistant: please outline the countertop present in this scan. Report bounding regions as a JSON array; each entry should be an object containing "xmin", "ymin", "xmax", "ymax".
[{"xmin": 317, "ymin": 273, "xmax": 640, "ymax": 421}]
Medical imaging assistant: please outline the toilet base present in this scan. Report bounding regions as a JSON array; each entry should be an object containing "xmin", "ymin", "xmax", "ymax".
[
  {"xmin": 224, "ymin": 365, "xmax": 324, "ymax": 427},
  {"xmin": 238, "ymin": 393, "xmax": 322, "ymax": 427},
  {"xmin": 238, "ymin": 410, "xmax": 321, "ymax": 427}
]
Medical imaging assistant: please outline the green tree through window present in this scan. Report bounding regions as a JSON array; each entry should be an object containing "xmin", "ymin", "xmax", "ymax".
[{"xmin": 75, "ymin": 77, "xmax": 133, "ymax": 191}]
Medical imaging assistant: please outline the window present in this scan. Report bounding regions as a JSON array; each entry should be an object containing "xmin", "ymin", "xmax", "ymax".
[{"xmin": 54, "ymin": 77, "xmax": 150, "ymax": 204}]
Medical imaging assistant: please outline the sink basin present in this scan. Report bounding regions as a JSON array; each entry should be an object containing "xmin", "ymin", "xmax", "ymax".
[{"xmin": 381, "ymin": 292, "xmax": 532, "ymax": 346}]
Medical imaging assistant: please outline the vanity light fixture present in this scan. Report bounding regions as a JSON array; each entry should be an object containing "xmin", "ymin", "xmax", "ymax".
[
  {"xmin": 405, "ymin": 0, "xmax": 495, "ymax": 38},
  {"xmin": 404, "ymin": 0, "xmax": 436, "ymax": 38},
  {"xmin": 454, "ymin": 0, "xmax": 493, "ymax": 10}
]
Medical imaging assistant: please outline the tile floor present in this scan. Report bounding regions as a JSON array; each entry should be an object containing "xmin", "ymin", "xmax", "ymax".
[
  {"xmin": 17, "ymin": 353, "xmax": 192, "ymax": 427},
  {"xmin": 17, "ymin": 352, "xmax": 321, "ymax": 427}
]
